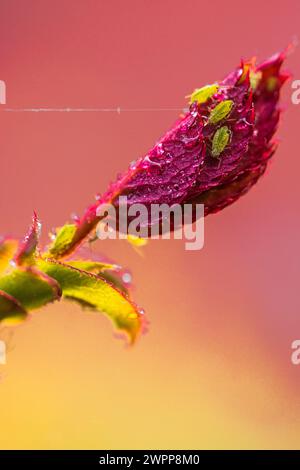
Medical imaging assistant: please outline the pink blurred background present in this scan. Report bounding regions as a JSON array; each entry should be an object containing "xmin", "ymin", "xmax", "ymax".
[{"xmin": 0, "ymin": 0, "xmax": 300, "ymax": 449}]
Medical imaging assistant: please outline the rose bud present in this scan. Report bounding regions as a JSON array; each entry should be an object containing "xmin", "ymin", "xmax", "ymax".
[{"xmin": 57, "ymin": 51, "xmax": 289, "ymax": 257}]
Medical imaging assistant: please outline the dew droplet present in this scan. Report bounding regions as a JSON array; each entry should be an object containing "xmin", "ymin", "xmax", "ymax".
[
  {"xmin": 142, "ymin": 155, "xmax": 162, "ymax": 170},
  {"xmin": 122, "ymin": 271, "xmax": 132, "ymax": 285},
  {"xmin": 71, "ymin": 213, "xmax": 80, "ymax": 223},
  {"xmin": 129, "ymin": 160, "xmax": 137, "ymax": 170},
  {"xmin": 156, "ymin": 143, "xmax": 164, "ymax": 156}
]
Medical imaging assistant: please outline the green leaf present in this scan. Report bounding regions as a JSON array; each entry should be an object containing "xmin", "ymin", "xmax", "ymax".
[
  {"xmin": 67, "ymin": 260, "xmax": 116, "ymax": 273},
  {"xmin": 98, "ymin": 271, "xmax": 129, "ymax": 296},
  {"xmin": 212, "ymin": 126, "xmax": 231, "ymax": 158},
  {"xmin": 38, "ymin": 259, "xmax": 143, "ymax": 343},
  {"xmin": 0, "ymin": 239, "xmax": 18, "ymax": 275},
  {"xmin": 47, "ymin": 224, "xmax": 77, "ymax": 258},
  {"xmin": 208, "ymin": 100, "xmax": 234, "ymax": 124},
  {"xmin": 66, "ymin": 260, "xmax": 129, "ymax": 295},
  {"xmin": 0, "ymin": 289, "xmax": 27, "ymax": 324},
  {"xmin": 0, "ymin": 268, "xmax": 59, "ymax": 313}
]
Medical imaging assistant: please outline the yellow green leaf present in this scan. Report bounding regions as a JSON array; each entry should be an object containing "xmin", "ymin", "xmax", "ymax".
[
  {"xmin": 38, "ymin": 259, "xmax": 143, "ymax": 343},
  {"xmin": 66, "ymin": 260, "xmax": 115, "ymax": 272},
  {"xmin": 47, "ymin": 224, "xmax": 77, "ymax": 258},
  {"xmin": 0, "ymin": 239, "xmax": 18, "ymax": 275},
  {"xmin": 0, "ymin": 289, "xmax": 27, "ymax": 324},
  {"xmin": 0, "ymin": 269, "xmax": 58, "ymax": 313},
  {"xmin": 66, "ymin": 260, "xmax": 129, "ymax": 294}
]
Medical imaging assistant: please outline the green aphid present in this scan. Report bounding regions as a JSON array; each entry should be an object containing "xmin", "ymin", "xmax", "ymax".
[
  {"xmin": 189, "ymin": 84, "xmax": 219, "ymax": 105},
  {"xmin": 208, "ymin": 99, "xmax": 234, "ymax": 124},
  {"xmin": 211, "ymin": 126, "xmax": 231, "ymax": 158}
]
